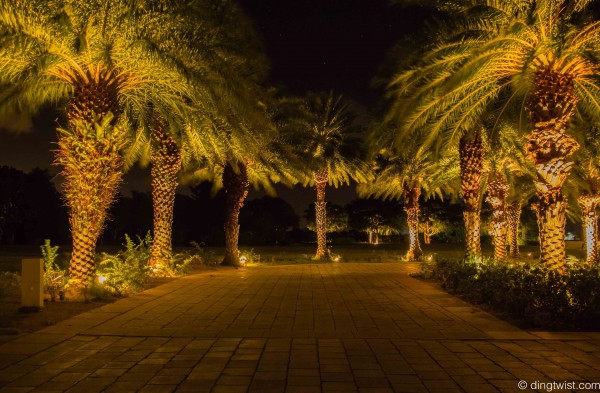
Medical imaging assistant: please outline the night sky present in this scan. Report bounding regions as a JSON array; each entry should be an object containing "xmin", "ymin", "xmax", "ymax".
[{"xmin": 0, "ymin": 1, "xmax": 433, "ymax": 216}]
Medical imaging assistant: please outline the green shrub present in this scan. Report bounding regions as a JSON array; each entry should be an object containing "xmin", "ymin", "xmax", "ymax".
[
  {"xmin": 97, "ymin": 233, "xmax": 152, "ymax": 295},
  {"xmin": 152, "ymin": 241, "xmax": 219, "ymax": 277},
  {"xmin": 238, "ymin": 248, "xmax": 260, "ymax": 265},
  {"xmin": 0, "ymin": 271, "xmax": 20, "ymax": 297},
  {"xmin": 421, "ymin": 257, "xmax": 600, "ymax": 329},
  {"xmin": 41, "ymin": 239, "xmax": 69, "ymax": 301}
]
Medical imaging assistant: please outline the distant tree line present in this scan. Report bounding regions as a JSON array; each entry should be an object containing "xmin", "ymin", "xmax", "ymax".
[{"xmin": 1, "ymin": 166, "xmax": 552, "ymax": 247}]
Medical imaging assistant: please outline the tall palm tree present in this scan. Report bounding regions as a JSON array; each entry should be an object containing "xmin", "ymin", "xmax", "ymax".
[
  {"xmin": 121, "ymin": 0, "xmax": 269, "ymax": 269},
  {"xmin": 358, "ymin": 143, "xmax": 458, "ymax": 261},
  {"xmin": 0, "ymin": 0, "xmax": 194, "ymax": 284},
  {"xmin": 280, "ymin": 92, "xmax": 369, "ymax": 260},
  {"xmin": 185, "ymin": 88, "xmax": 300, "ymax": 267},
  {"xmin": 459, "ymin": 131, "xmax": 486, "ymax": 258},
  {"xmin": 385, "ymin": 1, "xmax": 600, "ymax": 270}
]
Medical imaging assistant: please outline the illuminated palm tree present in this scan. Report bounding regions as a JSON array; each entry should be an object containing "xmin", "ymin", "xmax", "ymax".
[
  {"xmin": 572, "ymin": 126, "xmax": 600, "ymax": 264},
  {"xmin": 484, "ymin": 123, "xmax": 533, "ymax": 261},
  {"xmin": 386, "ymin": 1, "xmax": 600, "ymax": 270},
  {"xmin": 281, "ymin": 92, "xmax": 369, "ymax": 260},
  {"xmin": 122, "ymin": 0, "xmax": 269, "ymax": 268},
  {"xmin": 358, "ymin": 142, "xmax": 458, "ymax": 261},
  {"xmin": 0, "ymin": 1, "xmax": 194, "ymax": 284},
  {"xmin": 185, "ymin": 88, "xmax": 300, "ymax": 267}
]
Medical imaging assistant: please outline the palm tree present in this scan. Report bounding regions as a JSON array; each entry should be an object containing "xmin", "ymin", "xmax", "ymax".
[
  {"xmin": 148, "ymin": 122, "xmax": 182, "ymax": 266},
  {"xmin": 484, "ymin": 123, "xmax": 533, "ymax": 261},
  {"xmin": 485, "ymin": 171, "xmax": 510, "ymax": 261},
  {"xmin": 280, "ymin": 92, "xmax": 369, "ymax": 260},
  {"xmin": 572, "ymin": 125, "xmax": 600, "ymax": 264},
  {"xmin": 505, "ymin": 176, "xmax": 536, "ymax": 259},
  {"xmin": 185, "ymin": 88, "xmax": 300, "ymax": 267},
  {"xmin": 459, "ymin": 131, "xmax": 486, "ymax": 258},
  {"xmin": 121, "ymin": 0, "xmax": 270, "ymax": 268},
  {"xmin": 0, "ymin": 1, "xmax": 195, "ymax": 284},
  {"xmin": 385, "ymin": 1, "xmax": 600, "ymax": 270},
  {"xmin": 358, "ymin": 144, "xmax": 458, "ymax": 261}
]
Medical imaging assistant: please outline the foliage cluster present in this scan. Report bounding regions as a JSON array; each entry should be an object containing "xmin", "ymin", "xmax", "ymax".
[
  {"xmin": 419, "ymin": 258, "xmax": 600, "ymax": 330},
  {"xmin": 97, "ymin": 234, "xmax": 152, "ymax": 296},
  {"xmin": 96, "ymin": 234, "xmax": 217, "ymax": 296},
  {"xmin": 41, "ymin": 239, "xmax": 68, "ymax": 301}
]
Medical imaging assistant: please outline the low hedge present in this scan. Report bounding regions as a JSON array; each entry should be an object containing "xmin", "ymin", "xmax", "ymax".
[{"xmin": 418, "ymin": 258, "xmax": 600, "ymax": 330}]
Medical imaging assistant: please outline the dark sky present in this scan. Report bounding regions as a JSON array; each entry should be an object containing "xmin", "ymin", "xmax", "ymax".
[
  {"xmin": 0, "ymin": 1, "xmax": 431, "ymax": 216},
  {"xmin": 237, "ymin": 0, "xmax": 431, "ymax": 214}
]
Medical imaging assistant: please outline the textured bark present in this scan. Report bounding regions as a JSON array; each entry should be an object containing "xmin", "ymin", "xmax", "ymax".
[
  {"xmin": 221, "ymin": 163, "xmax": 249, "ymax": 267},
  {"xmin": 57, "ymin": 67, "xmax": 124, "ymax": 285},
  {"xmin": 423, "ymin": 222, "xmax": 432, "ymax": 245},
  {"xmin": 404, "ymin": 183, "xmax": 422, "ymax": 261},
  {"xmin": 578, "ymin": 194, "xmax": 600, "ymax": 264},
  {"xmin": 506, "ymin": 201, "xmax": 522, "ymax": 258},
  {"xmin": 460, "ymin": 133, "xmax": 484, "ymax": 259},
  {"xmin": 149, "ymin": 124, "xmax": 182, "ymax": 267},
  {"xmin": 314, "ymin": 168, "xmax": 329, "ymax": 260},
  {"xmin": 526, "ymin": 67, "xmax": 579, "ymax": 272},
  {"xmin": 485, "ymin": 173, "xmax": 509, "ymax": 261}
]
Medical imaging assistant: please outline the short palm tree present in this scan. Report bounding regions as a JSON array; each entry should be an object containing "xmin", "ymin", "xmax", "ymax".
[
  {"xmin": 386, "ymin": 1, "xmax": 600, "ymax": 270},
  {"xmin": 358, "ymin": 143, "xmax": 458, "ymax": 261},
  {"xmin": 572, "ymin": 125, "xmax": 600, "ymax": 264},
  {"xmin": 280, "ymin": 92, "xmax": 369, "ymax": 260},
  {"xmin": 484, "ymin": 123, "xmax": 533, "ymax": 261},
  {"xmin": 0, "ymin": 0, "xmax": 193, "ymax": 284}
]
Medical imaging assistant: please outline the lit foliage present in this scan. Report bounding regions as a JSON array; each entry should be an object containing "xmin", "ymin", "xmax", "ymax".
[
  {"xmin": 119, "ymin": 1, "xmax": 275, "ymax": 269},
  {"xmin": 97, "ymin": 234, "xmax": 152, "ymax": 296},
  {"xmin": 0, "ymin": 0, "xmax": 201, "ymax": 284},
  {"xmin": 386, "ymin": 0, "xmax": 600, "ymax": 270},
  {"xmin": 419, "ymin": 217, "xmax": 447, "ymax": 244},
  {"xmin": 41, "ymin": 239, "xmax": 68, "ymax": 301}
]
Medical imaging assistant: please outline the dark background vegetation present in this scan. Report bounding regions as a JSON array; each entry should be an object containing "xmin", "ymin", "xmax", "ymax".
[{"xmin": 0, "ymin": 165, "xmax": 552, "ymax": 247}]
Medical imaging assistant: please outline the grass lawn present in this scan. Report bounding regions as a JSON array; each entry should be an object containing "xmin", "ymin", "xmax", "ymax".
[{"xmin": 0, "ymin": 240, "xmax": 587, "ymax": 272}]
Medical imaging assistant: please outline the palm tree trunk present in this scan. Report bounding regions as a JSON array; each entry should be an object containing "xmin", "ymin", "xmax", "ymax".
[
  {"xmin": 526, "ymin": 67, "xmax": 579, "ymax": 272},
  {"xmin": 57, "ymin": 68, "xmax": 123, "ymax": 285},
  {"xmin": 506, "ymin": 201, "xmax": 522, "ymax": 258},
  {"xmin": 221, "ymin": 162, "xmax": 249, "ymax": 267},
  {"xmin": 578, "ymin": 194, "xmax": 600, "ymax": 264},
  {"xmin": 149, "ymin": 125, "xmax": 182, "ymax": 267},
  {"xmin": 423, "ymin": 222, "xmax": 431, "ymax": 245},
  {"xmin": 459, "ymin": 133, "xmax": 484, "ymax": 259},
  {"xmin": 314, "ymin": 168, "xmax": 329, "ymax": 260},
  {"xmin": 486, "ymin": 173, "xmax": 509, "ymax": 261},
  {"xmin": 404, "ymin": 183, "xmax": 422, "ymax": 261}
]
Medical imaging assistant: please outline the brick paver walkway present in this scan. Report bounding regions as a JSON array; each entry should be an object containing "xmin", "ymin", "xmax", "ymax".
[{"xmin": 1, "ymin": 263, "xmax": 600, "ymax": 392}]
